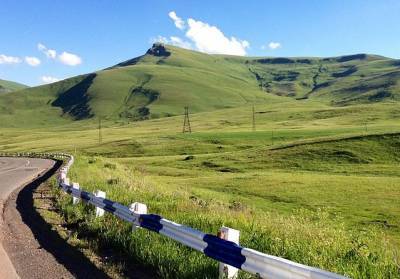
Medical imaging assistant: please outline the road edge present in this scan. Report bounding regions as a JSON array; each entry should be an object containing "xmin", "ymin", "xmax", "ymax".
[{"xmin": 0, "ymin": 158, "xmax": 57, "ymax": 279}]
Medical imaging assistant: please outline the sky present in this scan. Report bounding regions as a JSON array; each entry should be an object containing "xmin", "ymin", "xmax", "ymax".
[{"xmin": 1, "ymin": 0, "xmax": 399, "ymax": 86}]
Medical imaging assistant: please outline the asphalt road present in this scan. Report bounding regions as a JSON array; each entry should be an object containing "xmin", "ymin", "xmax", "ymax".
[{"xmin": 0, "ymin": 157, "xmax": 54, "ymax": 279}]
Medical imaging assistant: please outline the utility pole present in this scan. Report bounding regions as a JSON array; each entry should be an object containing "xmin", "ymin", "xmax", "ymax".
[
  {"xmin": 98, "ymin": 117, "xmax": 102, "ymax": 144},
  {"xmin": 182, "ymin": 106, "xmax": 192, "ymax": 133},
  {"xmin": 252, "ymin": 105, "xmax": 256, "ymax": 131}
]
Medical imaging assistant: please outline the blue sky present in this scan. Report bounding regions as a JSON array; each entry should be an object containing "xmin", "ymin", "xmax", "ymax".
[{"xmin": 1, "ymin": 0, "xmax": 399, "ymax": 86}]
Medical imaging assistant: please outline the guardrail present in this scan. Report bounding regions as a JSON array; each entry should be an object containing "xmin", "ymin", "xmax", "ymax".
[{"xmin": 0, "ymin": 152, "xmax": 348, "ymax": 279}]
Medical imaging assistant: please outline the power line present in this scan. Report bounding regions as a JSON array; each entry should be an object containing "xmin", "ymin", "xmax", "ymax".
[{"xmin": 182, "ymin": 106, "xmax": 192, "ymax": 133}]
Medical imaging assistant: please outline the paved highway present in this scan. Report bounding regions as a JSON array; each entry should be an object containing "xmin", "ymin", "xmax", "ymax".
[{"xmin": 0, "ymin": 157, "xmax": 54, "ymax": 279}]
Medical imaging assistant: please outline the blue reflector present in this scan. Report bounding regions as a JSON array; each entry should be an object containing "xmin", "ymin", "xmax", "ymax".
[
  {"xmin": 139, "ymin": 214, "xmax": 163, "ymax": 233},
  {"xmin": 203, "ymin": 234, "xmax": 245, "ymax": 269}
]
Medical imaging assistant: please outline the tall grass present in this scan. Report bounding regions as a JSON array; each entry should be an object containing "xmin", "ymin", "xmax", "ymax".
[{"xmin": 54, "ymin": 155, "xmax": 400, "ymax": 278}]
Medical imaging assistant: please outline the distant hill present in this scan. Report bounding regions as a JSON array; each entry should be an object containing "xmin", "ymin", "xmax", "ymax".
[
  {"xmin": 0, "ymin": 79, "xmax": 28, "ymax": 93},
  {"xmin": 245, "ymin": 53, "xmax": 399, "ymax": 105},
  {"xmin": 0, "ymin": 44, "xmax": 399, "ymax": 127}
]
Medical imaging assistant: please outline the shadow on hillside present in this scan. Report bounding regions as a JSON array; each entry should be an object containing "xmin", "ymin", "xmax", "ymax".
[{"xmin": 51, "ymin": 73, "xmax": 96, "ymax": 120}]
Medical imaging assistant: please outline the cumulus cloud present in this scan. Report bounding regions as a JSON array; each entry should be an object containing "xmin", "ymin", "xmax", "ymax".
[
  {"xmin": 170, "ymin": 36, "xmax": 192, "ymax": 49},
  {"xmin": 58, "ymin": 51, "xmax": 82, "ymax": 66},
  {"xmin": 159, "ymin": 12, "xmax": 249, "ymax": 55},
  {"xmin": 38, "ymin": 43, "xmax": 82, "ymax": 66},
  {"xmin": 0, "ymin": 54, "xmax": 22, "ymax": 64},
  {"xmin": 168, "ymin": 11, "xmax": 185, "ymax": 30},
  {"xmin": 151, "ymin": 35, "xmax": 192, "ymax": 49},
  {"xmin": 37, "ymin": 43, "xmax": 57, "ymax": 59},
  {"xmin": 25, "ymin": 56, "xmax": 41, "ymax": 66},
  {"xmin": 41, "ymin": 76, "xmax": 60, "ymax": 84},
  {"xmin": 185, "ymin": 18, "xmax": 249, "ymax": 56},
  {"xmin": 268, "ymin": 42, "xmax": 281, "ymax": 50}
]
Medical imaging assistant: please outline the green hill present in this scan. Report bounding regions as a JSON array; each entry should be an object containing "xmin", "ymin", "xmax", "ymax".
[
  {"xmin": 0, "ymin": 79, "xmax": 28, "ymax": 93},
  {"xmin": 0, "ymin": 44, "xmax": 399, "ymax": 127},
  {"xmin": 246, "ymin": 53, "xmax": 400, "ymax": 104}
]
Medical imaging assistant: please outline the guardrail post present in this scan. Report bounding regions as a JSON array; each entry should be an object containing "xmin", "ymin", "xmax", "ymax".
[
  {"xmin": 129, "ymin": 202, "xmax": 148, "ymax": 231},
  {"xmin": 64, "ymin": 177, "xmax": 70, "ymax": 186},
  {"xmin": 72, "ymin": 182, "xmax": 80, "ymax": 204},
  {"xmin": 94, "ymin": 190, "xmax": 106, "ymax": 217},
  {"xmin": 218, "ymin": 227, "xmax": 240, "ymax": 279},
  {"xmin": 60, "ymin": 172, "xmax": 67, "ymax": 182}
]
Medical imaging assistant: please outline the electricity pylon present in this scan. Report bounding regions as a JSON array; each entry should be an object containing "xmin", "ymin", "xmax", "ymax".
[{"xmin": 182, "ymin": 106, "xmax": 191, "ymax": 133}]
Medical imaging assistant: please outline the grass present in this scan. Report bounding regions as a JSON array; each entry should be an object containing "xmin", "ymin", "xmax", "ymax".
[
  {"xmin": 0, "ymin": 78, "xmax": 28, "ymax": 93},
  {"xmin": 34, "ymin": 177, "xmax": 130, "ymax": 278},
  {"xmin": 0, "ymin": 44, "xmax": 399, "ymax": 277},
  {"xmin": 0, "ymin": 44, "xmax": 399, "ymax": 127},
  {"xmin": 1, "ymin": 99, "xmax": 399, "ymax": 278}
]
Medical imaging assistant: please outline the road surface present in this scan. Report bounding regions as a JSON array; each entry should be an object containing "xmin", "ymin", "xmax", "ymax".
[{"xmin": 0, "ymin": 157, "xmax": 54, "ymax": 279}]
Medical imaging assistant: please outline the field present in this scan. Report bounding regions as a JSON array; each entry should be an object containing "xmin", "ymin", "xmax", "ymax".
[{"xmin": 1, "ymin": 100, "xmax": 399, "ymax": 278}]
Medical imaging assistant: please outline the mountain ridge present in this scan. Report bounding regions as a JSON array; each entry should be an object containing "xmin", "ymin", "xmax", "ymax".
[
  {"xmin": 0, "ymin": 79, "xmax": 28, "ymax": 94},
  {"xmin": 0, "ymin": 44, "xmax": 399, "ymax": 127}
]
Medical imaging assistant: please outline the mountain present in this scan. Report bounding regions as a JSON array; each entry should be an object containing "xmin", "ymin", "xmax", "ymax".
[
  {"xmin": 246, "ymin": 53, "xmax": 399, "ymax": 105},
  {"xmin": 0, "ymin": 79, "xmax": 28, "ymax": 93},
  {"xmin": 0, "ymin": 44, "xmax": 399, "ymax": 127}
]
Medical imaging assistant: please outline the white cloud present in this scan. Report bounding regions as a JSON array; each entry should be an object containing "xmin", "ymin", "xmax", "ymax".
[
  {"xmin": 47, "ymin": 49, "xmax": 57, "ymax": 59},
  {"xmin": 151, "ymin": 35, "xmax": 169, "ymax": 44},
  {"xmin": 41, "ymin": 76, "xmax": 60, "ymax": 84},
  {"xmin": 185, "ymin": 18, "xmax": 249, "ymax": 56},
  {"xmin": 168, "ymin": 11, "xmax": 185, "ymax": 30},
  {"xmin": 58, "ymin": 51, "xmax": 82, "ymax": 66},
  {"xmin": 153, "ymin": 12, "xmax": 249, "ymax": 55},
  {"xmin": 38, "ymin": 43, "xmax": 82, "ymax": 66},
  {"xmin": 37, "ymin": 43, "xmax": 57, "ymax": 59},
  {"xmin": 25, "ymin": 56, "xmax": 41, "ymax": 66},
  {"xmin": 268, "ymin": 42, "xmax": 281, "ymax": 50},
  {"xmin": 0, "ymin": 54, "xmax": 22, "ymax": 64},
  {"xmin": 170, "ymin": 36, "xmax": 192, "ymax": 49},
  {"xmin": 151, "ymin": 35, "xmax": 192, "ymax": 49}
]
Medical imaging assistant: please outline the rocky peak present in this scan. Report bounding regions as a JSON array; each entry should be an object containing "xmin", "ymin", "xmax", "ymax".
[{"xmin": 146, "ymin": 43, "xmax": 171, "ymax": 57}]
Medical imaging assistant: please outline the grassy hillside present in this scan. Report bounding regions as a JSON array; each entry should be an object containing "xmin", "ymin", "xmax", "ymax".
[
  {"xmin": 0, "ymin": 44, "xmax": 399, "ymax": 128},
  {"xmin": 0, "ymin": 99, "xmax": 399, "ymax": 278},
  {"xmin": 246, "ymin": 53, "xmax": 400, "ymax": 104},
  {"xmin": 0, "ymin": 44, "xmax": 399, "ymax": 277},
  {"xmin": 0, "ymin": 78, "xmax": 28, "ymax": 93}
]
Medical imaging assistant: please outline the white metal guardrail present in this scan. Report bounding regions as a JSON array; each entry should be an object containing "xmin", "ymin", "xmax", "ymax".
[{"xmin": 0, "ymin": 152, "xmax": 348, "ymax": 279}]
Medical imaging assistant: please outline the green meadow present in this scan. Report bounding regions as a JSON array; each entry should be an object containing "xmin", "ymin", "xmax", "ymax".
[{"xmin": 1, "ymin": 99, "xmax": 399, "ymax": 278}]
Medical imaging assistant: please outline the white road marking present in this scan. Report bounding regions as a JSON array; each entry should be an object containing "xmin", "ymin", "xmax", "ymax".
[{"xmin": 0, "ymin": 159, "xmax": 32, "ymax": 175}]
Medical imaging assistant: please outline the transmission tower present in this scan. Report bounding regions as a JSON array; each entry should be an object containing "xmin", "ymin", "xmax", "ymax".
[{"xmin": 182, "ymin": 106, "xmax": 192, "ymax": 133}]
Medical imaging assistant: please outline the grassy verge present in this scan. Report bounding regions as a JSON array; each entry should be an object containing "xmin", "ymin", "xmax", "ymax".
[
  {"xmin": 3, "ymin": 101, "xmax": 399, "ymax": 278},
  {"xmin": 34, "ymin": 176, "xmax": 136, "ymax": 278},
  {"xmin": 56, "ymin": 149, "xmax": 399, "ymax": 278}
]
